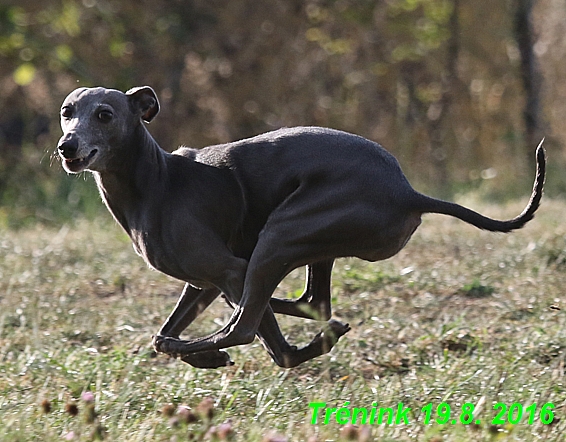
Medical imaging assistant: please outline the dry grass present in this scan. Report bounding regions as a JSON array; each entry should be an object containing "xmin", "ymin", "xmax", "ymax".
[{"xmin": 1, "ymin": 196, "xmax": 565, "ymax": 441}]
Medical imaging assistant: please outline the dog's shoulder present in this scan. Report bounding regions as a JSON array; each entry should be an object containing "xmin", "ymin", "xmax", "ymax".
[{"xmin": 171, "ymin": 146, "xmax": 198, "ymax": 160}]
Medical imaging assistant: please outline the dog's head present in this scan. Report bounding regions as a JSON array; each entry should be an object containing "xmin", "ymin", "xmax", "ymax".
[{"xmin": 57, "ymin": 86, "xmax": 159, "ymax": 173}]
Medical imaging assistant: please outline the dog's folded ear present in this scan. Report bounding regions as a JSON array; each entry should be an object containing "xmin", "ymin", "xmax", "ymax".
[{"xmin": 126, "ymin": 86, "xmax": 160, "ymax": 123}]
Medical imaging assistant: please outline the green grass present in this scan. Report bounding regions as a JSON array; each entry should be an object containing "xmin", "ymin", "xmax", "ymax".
[{"xmin": 1, "ymin": 197, "xmax": 566, "ymax": 441}]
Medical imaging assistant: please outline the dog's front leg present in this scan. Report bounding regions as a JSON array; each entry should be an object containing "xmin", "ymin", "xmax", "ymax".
[
  {"xmin": 153, "ymin": 284, "xmax": 234, "ymax": 368},
  {"xmin": 150, "ymin": 257, "xmax": 284, "ymax": 355},
  {"xmin": 157, "ymin": 283, "xmax": 221, "ymax": 338}
]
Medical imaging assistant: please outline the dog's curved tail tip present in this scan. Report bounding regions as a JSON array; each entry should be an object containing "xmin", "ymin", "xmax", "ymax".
[
  {"xmin": 529, "ymin": 137, "xmax": 547, "ymax": 217},
  {"xmin": 471, "ymin": 138, "xmax": 545, "ymax": 231},
  {"xmin": 415, "ymin": 139, "xmax": 546, "ymax": 232},
  {"xmin": 482, "ymin": 138, "xmax": 546, "ymax": 231},
  {"xmin": 536, "ymin": 137, "xmax": 546, "ymax": 170}
]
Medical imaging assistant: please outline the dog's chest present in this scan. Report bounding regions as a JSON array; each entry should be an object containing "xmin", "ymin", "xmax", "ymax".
[
  {"xmin": 131, "ymin": 230, "xmax": 156, "ymax": 265},
  {"xmin": 130, "ymin": 229, "xmax": 175, "ymax": 275}
]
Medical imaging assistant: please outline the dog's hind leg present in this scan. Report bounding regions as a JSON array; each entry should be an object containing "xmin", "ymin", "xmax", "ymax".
[
  {"xmin": 256, "ymin": 304, "xmax": 350, "ymax": 368},
  {"xmin": 269, "ymin": 259, "xmax": 333, "ymax": 320}
]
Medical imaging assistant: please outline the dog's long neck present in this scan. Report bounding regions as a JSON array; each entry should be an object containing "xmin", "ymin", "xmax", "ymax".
[{"xmin": 94, "ymin": 124, "xmax": 167, "ymax": 235}]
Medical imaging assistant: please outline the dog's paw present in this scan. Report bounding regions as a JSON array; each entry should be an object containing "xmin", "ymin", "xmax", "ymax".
[
  {"xmin": 152, "ymin": 334, "xmax": 174, "ymax": 354},
  {"xmin": 152, "ymin": 335, "xmax": 190, "ymax": 357},
  {"xmin": 311, "ymin": 319, "xmax": 350, "ymax": 354},
  {"xmin": 325, "ymin": 319, "xmax": 351, "ymax": 340},
  {"xmin": 181, "ymin": 350, "xmax": 234, "ymax": 369},
  {"xmin": 153, "ymin": 335, "xmax": 234, "ymax": 368}
]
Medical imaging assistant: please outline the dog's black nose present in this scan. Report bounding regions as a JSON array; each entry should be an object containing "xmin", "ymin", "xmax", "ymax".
[{"xmin": 58, "ymin": 138, "xmax": 79, "ymax": 158}]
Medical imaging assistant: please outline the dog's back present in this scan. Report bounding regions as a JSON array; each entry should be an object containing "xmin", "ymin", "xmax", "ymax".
[{"xmin": 191, "ymin": 126, "xmax": 414, "ymax": 212}]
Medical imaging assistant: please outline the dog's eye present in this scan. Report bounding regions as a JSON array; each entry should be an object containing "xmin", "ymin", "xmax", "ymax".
[
  {"xmin": 61, "ymin": 106, "xmax": 73, "ymax": 119},
  {"xmin": 97, "ymin": 110, "xmax": 113, "ymax": 123}
]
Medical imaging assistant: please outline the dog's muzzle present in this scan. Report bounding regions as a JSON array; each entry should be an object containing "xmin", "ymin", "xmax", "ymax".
[{"xmin": 58, "ymin": 138, "xmax": 98, "ymax": 173}]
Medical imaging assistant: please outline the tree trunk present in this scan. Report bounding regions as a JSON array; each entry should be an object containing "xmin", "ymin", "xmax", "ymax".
[
  {"xmin": 514, "ymin": 0, "xmax": 544, "ymax": 164},
  {"xmin": 429, "ymin": 0, "xmax": 460, "ymax": 197}
]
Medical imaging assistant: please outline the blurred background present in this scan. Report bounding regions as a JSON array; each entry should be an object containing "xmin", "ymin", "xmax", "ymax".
[{"xmin": 1, "ymin": 0, "xmax": 564, "ymax": 227}]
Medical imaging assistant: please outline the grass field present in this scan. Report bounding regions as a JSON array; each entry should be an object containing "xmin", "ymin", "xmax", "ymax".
[{"xmin": 1, "ymin": 195, "xmax": 565, "ymax": 441}]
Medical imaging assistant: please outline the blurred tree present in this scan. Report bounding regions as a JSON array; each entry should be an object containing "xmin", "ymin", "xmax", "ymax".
[{"xmin": 514, "ymin": 0, "xmax": 544, "ymax": 166}]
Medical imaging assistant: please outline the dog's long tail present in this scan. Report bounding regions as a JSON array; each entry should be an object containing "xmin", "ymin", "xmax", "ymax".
[{"xmin": 412, "ymin": 140, "xmax": 546, "ymax": 233}]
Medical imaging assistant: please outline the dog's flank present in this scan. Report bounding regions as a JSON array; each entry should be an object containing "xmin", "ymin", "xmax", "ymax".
[{"xmin": 57, "ymin": 86, "xmax": 546, "ymax": 368}]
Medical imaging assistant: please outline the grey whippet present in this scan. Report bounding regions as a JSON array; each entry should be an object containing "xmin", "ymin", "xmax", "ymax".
[{"xmin": 57, "ymin": 86, "xmax": 545, "ymax": 368}]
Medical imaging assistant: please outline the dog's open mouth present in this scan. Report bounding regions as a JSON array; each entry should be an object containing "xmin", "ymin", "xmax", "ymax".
[{"xmin": 63, "ymin": 149, "xmax": 98, "ymax": 173}]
